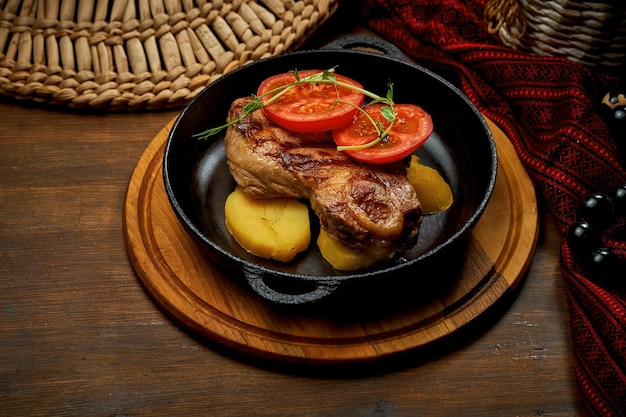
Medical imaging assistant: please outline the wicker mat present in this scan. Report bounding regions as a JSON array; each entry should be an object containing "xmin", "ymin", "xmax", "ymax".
[
  {"xmin": 0, "ymin": 0, "xmax": 338, "ymax": 110},
  {"xmin": 485, "ymin": 0, "xmax": 626, "ymax": 73}
]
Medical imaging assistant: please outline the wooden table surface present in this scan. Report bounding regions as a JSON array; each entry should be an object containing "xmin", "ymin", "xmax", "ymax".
[{"xmin": 1, "ymin": 19, "xmax": 592, "ymax": 417}]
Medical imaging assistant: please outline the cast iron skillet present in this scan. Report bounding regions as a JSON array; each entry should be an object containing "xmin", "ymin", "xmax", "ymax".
[{"xmin": 163, "ymin": 36, "xmax": 498, "ymax": 306}]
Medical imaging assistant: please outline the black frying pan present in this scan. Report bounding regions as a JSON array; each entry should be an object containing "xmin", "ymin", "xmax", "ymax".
[{"xmin": 163, "ymin": 36, "xmax": 497, "ymax": 306}]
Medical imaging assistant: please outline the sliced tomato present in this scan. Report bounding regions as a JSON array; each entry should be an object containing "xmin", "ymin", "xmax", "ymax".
[
  {"xmin": 256, "ymin": 70, "xmax": 365, "ymax": 132},
  {"xmin": 332, "ymin": 103, "xmax": 433, "ymax": 165}
]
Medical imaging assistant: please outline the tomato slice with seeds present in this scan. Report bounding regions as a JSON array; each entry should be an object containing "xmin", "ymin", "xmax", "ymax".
[
  {"xmin": 257, "ymin": 70, "xmax": 365, "ymax": 132},
  {"xmin": 332, "ymin": 104, "xmax": 434, "ymax": 165}
]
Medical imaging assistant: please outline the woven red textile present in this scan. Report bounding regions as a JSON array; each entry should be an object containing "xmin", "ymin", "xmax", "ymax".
[{"xmin": 358, "ymin": 0, "xmax": 626, "ymax": 415}]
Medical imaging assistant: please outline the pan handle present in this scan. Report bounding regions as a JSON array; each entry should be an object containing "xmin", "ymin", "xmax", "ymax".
[
  {"xmin": 242, "ymin": 268, "xmax": 340, "ymax": 306},
  {"xmin": 321, "ymin": 34, "xmax": 407, "ymax": 62}
]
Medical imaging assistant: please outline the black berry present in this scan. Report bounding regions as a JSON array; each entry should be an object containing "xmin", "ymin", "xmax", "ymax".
[
  {"xmin": 566, "ymin": 220, "xmax": 601, "ymax": 256},
  {"xmin": 578, "ymin": 192, "xmax": 615, "ymax": 229},
  {"xmin": 613, "ymin": 184, "xmax": 626, "ymax": 216},
  {"xmin": 585, "ymin": 247, "xmax": 625, "ymax": 288}
]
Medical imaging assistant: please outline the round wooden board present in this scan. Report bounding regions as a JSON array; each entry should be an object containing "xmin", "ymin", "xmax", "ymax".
[{"xmin": 123, "ymin": 117, "xmax": 538, "ymax": 365}]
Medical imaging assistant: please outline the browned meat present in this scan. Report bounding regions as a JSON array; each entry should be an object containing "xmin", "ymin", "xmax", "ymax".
[{"xmin": 224, "ymin": 97, "xmax": 422, "ymax": 261}]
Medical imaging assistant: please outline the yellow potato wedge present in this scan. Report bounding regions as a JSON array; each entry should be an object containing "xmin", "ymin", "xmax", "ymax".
[
  {"xmin": 407, "ymin": 155, "xmax": 453, "ymax": 214},
  {"xmin": 317, "ymin": 229, "xmax": 384, "ymax": 271},
  {"xmin": 224, "ymin": 187, "xmax": 311, "ymax": 262}
]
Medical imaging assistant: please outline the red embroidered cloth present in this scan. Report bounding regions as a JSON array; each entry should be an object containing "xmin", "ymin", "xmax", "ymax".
[{"xmin": 358, "ymin": 0, "xmax": 626, "ymax": 415}]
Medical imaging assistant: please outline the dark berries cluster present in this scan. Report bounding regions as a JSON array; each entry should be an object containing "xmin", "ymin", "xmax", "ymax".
[
  {"xmin": 603, "ymin": 91, "xmax": 626, "ymax": 122},
  {"xmin": 566, "ymin": 184, "xmax": 626, "ymax": 289},
  {"xmin": 601, "ymin": 90, "xmax": 626, "ymax": 164}
]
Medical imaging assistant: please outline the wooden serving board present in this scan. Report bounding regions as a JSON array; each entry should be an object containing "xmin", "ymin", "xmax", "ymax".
[{"xmin": 123, "ymin": 117, "xmax": 538, "ymax": 365}]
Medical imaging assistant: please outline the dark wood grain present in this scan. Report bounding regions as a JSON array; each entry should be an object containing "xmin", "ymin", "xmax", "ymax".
[
  {"xmin": 0, "ymin": 21, "xmax": 592, "ymax": 414},
  {"xmin": 0, "ymin": 96, "xmax": 591, "ymax": 417}
]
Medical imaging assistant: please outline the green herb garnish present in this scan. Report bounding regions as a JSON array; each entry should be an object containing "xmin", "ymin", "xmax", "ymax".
[{"xmin": 193, "ymin": 68, "xmax": 396, "ymax": 151}]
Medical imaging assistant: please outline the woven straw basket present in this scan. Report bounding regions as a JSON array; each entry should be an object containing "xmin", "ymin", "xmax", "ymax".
[
  {"xmin": 0, "ymin": 0, "xmax": 338, "ymax": 110},
  {"xmin": 485, "ymin": 0, "xmax": 626, "ymax": 72}
]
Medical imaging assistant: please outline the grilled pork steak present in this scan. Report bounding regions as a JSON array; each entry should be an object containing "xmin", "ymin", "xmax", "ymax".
[{"xmin": 224, "ymin": 97, "xmax": 422, "ymax": 262}]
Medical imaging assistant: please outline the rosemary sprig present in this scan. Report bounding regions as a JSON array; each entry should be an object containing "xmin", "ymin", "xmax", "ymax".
[
  {"xmin": 193, "ymin": 99, "xmax": 264, "ymax": 139},
  {"xmin": 194, "ymin": 69, "xmax": 339, "ymax": 140},
  {"xmin": 193, "ymin": 68, "xmax": 396, "ymax": 152},
  {"xmin": 336, "ymin": 84, "xmax": 396, "ymax": 152}
]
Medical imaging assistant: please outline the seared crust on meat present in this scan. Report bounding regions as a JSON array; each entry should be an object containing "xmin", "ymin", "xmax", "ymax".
[{"xmin": 224, "ymin": 97, "xmax": 421, "ymax": 261}]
